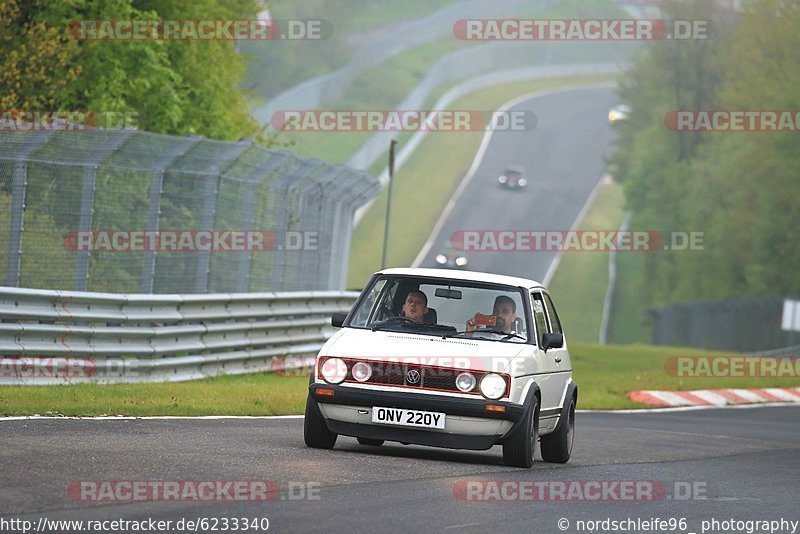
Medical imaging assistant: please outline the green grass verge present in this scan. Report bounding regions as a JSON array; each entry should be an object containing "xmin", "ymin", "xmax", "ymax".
[
  {"xmin": 547, "ymin": 180, "xmax": 626, "ymax": 344},
  {"xmin": 608, "ymin": 248, "xmax": 649, "ymax": 344},
  {"xmin": 346, "ymin": 75, "xmax": 618, "ymax": 288},
  {"xmin": 3, "ymin": 344, "xmax": 798, "ymax": 415},
  {"xmin": 571, "ymin": 343, "xmax": 800, "ymax": 409},
  {"xmin": 0, "ymin": 373, "xmax": 311, "ymax": 417}
]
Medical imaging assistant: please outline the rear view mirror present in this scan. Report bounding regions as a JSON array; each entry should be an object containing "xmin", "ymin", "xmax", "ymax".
[
  {"xmin": 435, "ymin": 288, "xmax": 462, "ymax": 299},
  {"xmin": 541, "ymin": 332, "xmax": 563, "ymax": 352}
]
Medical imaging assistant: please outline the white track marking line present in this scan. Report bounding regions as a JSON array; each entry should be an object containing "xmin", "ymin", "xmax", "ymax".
[
  {"xmin": 3, "ymin": 403, "xmax": 799, "ymax": 421},
  {"xmin": 0, "ymin": 415, "xmax": 305, "ymax": 421}
]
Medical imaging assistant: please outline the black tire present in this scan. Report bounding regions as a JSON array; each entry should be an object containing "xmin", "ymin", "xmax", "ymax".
[
  {"xmin": 357, "ymin": 437, "xmax": 384, "ymax": 446},
  {"xmin": 503, "ymin": 398, "xmax": 539, "ymax": 468},
  {"xmin": 540, "ymin": 397, "xmax": 575, "ymax": 463},
  {"xmin": 303, "ymin": 393, "xmax": 337, "ymax": 449}
]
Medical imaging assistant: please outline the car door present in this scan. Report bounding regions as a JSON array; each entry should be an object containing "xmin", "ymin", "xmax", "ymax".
[
  {"xmin": 529, "ymin": 290, "xmax": 562, "ymax": 412},
  {"xmin": 541, "ymin": 290, "xmax": 571, "ymax": 407}
]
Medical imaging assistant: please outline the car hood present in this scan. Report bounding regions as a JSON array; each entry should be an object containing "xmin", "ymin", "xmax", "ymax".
[{"xmin": 318, "ymin": 327, "xmax": 529, "ymax": 374}]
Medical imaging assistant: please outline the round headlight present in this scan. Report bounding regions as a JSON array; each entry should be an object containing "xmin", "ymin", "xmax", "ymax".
[
  {"xmin": 518, "ymin": 178, "xmax": 527, "ymax": 187},
  {"xmin": 498, "ymin": 175, "xmax": 508, "ymax": 184},
  {"xmin": 455, "ymin": 256, "xmax": 468, "ymax": 267},
  {"xmin": 435, "ymin": 254, "xmax": 447, "ymax": 265},
  {"xmin": 455, "ymin": 372, "xmax": 476, "ymax": 392},
  {"xmin": 479, "ymin": 373, "xmax": 507, "ymax": 399},
  {"xmin": 320, "ymin": 357, "xmax": 347, "ymax": 384},
  {"xmin": 351, "ymin": 361, "xmax": 372, "ymax": 382}
]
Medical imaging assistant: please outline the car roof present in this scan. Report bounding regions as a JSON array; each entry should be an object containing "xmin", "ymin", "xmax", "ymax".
[{"xmin": 377, "ymin": 267, "xmax": 545, "ymax": 290}]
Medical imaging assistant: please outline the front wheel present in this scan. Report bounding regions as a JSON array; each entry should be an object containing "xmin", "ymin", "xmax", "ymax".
[
  {"xmin": 502, "ymin": 398, "xmax": 539, "ymax": 468},
  {"xmin": 540, "ymin": 397, "xmax": 575, "ymax": 463},
  {"xmin": 304, "ymin": 393, "xmax": 337, "ymax": 449}
]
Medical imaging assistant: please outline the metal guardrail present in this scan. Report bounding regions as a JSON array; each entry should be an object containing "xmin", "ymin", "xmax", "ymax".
[{"xmin": 0, "ymin": 287, "xmax": 358, "ymax": 385}]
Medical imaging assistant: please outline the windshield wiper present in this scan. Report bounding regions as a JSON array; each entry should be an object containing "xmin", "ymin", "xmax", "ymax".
[
  {"xmin": 446, "ymin": 329, "xmax": 526, "ymax": 341},
  {"xmin": 370, "ymin": 316, "xmax": 417, "ymax": 331},
  {"xmin": 370, "ymin": 317, "xmax": 456, "ymax": 333}
]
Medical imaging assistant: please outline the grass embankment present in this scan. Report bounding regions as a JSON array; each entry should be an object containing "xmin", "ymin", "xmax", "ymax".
[
  {"xmin": 547, "ymin": 180, "xmax": 626, "ymax": 344},
  {"xmin": 3, "ymin": 344, "xmax": 797, "ymax": 415}
]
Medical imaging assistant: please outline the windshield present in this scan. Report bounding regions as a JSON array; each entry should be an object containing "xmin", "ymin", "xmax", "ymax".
[{"xmin": 348, "ymin": 275, "xmax": 529, "ymax": 343}]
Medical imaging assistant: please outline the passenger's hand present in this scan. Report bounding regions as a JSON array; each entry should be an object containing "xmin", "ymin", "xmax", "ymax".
[{"xmin": 465, "ymin": 313, "xmax": 478, "ymax": 333}]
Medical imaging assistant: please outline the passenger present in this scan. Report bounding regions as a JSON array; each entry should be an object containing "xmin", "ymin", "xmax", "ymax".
[{"xmin": 465, "ymin": 295, "xmax": 517, "ymax": 335}]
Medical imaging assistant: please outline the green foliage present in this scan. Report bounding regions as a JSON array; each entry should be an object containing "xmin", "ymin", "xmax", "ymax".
[
  {"xmin": 1, "ymin": 0, "xmax": 260, "ymax": 140},
  {"xmin": 610, "ymin": 0, "xmax": 800, "ymax": 309}
]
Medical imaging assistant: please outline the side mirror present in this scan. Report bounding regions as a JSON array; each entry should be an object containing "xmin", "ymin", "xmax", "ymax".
[
  {"xmin": 331, "ymin": 312, "xmax": 347, "ymax": 328},
  {"xmin": 541, "ymin": 332, "xmax": 563, "ymax": 352}
]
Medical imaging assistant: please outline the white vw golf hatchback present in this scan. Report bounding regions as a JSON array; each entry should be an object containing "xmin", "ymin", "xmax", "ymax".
[{"xmin": 304, "ymin": 268, "xmax": 576, "ymax": 467}]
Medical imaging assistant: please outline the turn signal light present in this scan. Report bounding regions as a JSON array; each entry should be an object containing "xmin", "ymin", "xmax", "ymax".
[
  {"xmin": 485, "ymin": 404, "xmax": 505, "ymax": 413},
  {"xmin": 315, "ymin": 388, "xmax": 335, "ymax": 397}
]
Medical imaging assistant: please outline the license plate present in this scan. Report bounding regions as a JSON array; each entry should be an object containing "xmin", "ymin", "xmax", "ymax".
[{"xmin": 371, "ymin": 407, "xmax": 446, "ymax": 429}]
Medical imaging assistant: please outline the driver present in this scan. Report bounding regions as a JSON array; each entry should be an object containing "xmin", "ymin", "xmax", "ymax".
[
  {"xmin": 401, "ymin": 290, "xmax": 428, "ymax": 323},
  {"xmin": 466, "ymin": 295, "xmax": 516, "ymax": 335}
]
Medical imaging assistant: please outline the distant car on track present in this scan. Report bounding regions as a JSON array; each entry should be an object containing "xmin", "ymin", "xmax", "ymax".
[
  {"xmin": 434, "ymin": 241, "xmax": 468, "ymax": 269},
  {"xmin": 608, "ymin": 104, "xmax": 631, "ymax": 123},
  {"xmin": 304, "ymin": 268, "xmax": 576, "ymax": 467},
  {"xmin": 498, "ymin": 165, "xmax": 527, "ymax": 190}
]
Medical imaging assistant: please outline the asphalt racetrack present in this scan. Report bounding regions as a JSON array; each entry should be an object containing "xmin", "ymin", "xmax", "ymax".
[
  {"xmin": 419, "ymin": 85, "xmax": 619, "ymax": 282},
  {"xmin": 2, "ymin": 88, "xmax": 797, "ymax": 534},
  {"xmin": 2, "ymin": 405, "xmax": 798, "ymax": 533}
]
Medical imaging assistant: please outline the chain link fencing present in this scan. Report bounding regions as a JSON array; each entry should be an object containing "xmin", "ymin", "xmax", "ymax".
[
  {"xmin": 0, "ymin": 129, "xmax": 380, "ymax": 293},
  {"xmin": 649, "ymin": 297, "xmax": 800, "ymax": 353}
]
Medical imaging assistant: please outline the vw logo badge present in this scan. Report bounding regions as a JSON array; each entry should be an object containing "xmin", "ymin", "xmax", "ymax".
[{"xmin": 405, "ymin": 369, "xmax": 421, "ymax": 384}]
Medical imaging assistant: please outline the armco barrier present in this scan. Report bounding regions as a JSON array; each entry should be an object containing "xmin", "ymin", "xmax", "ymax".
[{"xmin": 0, "ymin": 286, "xmax": 357, "ymax": 385}]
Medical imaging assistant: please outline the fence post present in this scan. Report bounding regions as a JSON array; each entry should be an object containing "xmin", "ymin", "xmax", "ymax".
[
  {"xmin": 140, "ymin": 137, "xmax": 202, "ymax": 293},
  {"xmin": 194, "ymin": 140, "xmax": 251, "ymax": 294},
  {"xmin": 236, "ymin": 153, "xmax": 291, "ymax": 293},
  {"xmin": 74, "ymin": 130, "xmax": 135, "ymax": 291},
  {"xmin": 5, "ymin": 131, "xmax": 54, "ymax": 287}
]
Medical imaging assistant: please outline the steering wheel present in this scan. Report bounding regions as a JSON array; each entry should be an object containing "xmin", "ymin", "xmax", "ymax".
[{"xmin": 379, "ymin": 304, "xmax": 398, "ymax": 319}]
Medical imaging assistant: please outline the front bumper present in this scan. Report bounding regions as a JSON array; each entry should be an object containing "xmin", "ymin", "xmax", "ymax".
[{"xmin": 309, "ymin": 384, "xmax": 524, "ymax": 450}]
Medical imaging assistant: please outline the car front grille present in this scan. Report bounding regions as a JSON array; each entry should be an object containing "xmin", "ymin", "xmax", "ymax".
[{"xmin": 321, "ymin": 357, "xmax": 509, "ymax": 397}]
